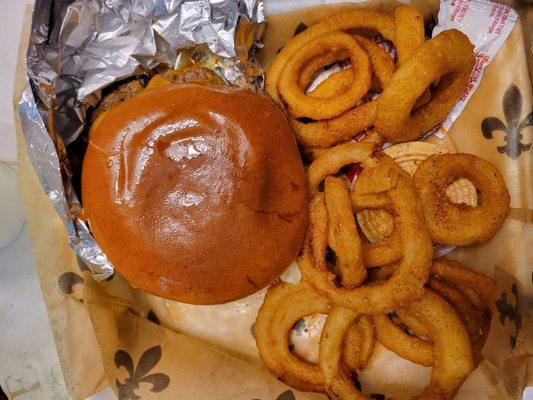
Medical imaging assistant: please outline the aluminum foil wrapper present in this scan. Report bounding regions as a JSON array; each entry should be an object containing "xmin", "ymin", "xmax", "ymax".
[{"xmin": 19, "ymin": 0, "xmax": 266, "ymax": 280}]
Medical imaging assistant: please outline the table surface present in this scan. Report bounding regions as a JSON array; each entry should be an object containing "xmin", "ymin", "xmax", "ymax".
[{"xmin": 0, "ymin": 1, "xmax": 530, "ymax": 400}]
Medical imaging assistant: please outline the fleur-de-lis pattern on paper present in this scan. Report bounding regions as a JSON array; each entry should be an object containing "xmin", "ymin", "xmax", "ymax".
[
  {"xmin": 252, "ymin": 389, "xmax": 295, "ymax": 400},
  {"xmin": 495, "ymin": 283, "xmax": 522, "ymax": 349},
  {"xmin": 276, "ymin": 390, "xmax": 295, "ymax": 400},
  {"xmin": 57, "ymin": 256, "xmax": 90, "ymax": 298},
  {"xmin": 57, "ymin": 256, "xmax": 114, "ymax": 298},
  {"xmin": 481, "ymin": 83, "xmax": 532, "ymax": 159},
  {"xmin": 114, "ymin": 345, "xmax": 170, "ymax": 400}
]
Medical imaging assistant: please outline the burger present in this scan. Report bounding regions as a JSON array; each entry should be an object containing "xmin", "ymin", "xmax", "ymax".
[{"xmin": 81, "ymin": 73, "xmax": 308, "ymax": 304}]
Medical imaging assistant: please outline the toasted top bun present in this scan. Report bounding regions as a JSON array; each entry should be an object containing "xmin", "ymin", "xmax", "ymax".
[{"xmin": 82, "ymin": 83, "xmax": 308, "ymax": 304}]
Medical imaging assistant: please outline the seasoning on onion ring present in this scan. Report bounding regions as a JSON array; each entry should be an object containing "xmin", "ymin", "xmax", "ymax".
[
  {"xmin": 279, "ymin": 31, "xmax": 372, "ymax": 120},
  {"xmin": 253, "ymin": 282, "xmax": 330, "ymax": 391},
  {"xmin": 342, "ymin": 315, "xmax": 375, "ymax": 373},
  {"xmin": 321, "ymin": 290, "xmax": 473, "ymax": 399},
  {"xmin": 431, "ymin": 259, "xmax": 497, "ymax": 309},
  {"xmin": 319, "ymin": 307, "xmax": 363, "ymax": 400},
  {"xmin": 372, "ymin": 312, "xmax": 434, "ymax": 367},
  {"xmin": 394, "ymin": 5, "xmax": 431, "ymax": 108},
  {"xmin": 324, "ymin": 176, "xmax": 367, "ymax": 288},
  {"xmin": 403, "ymin": 290, "xmax": 474, "ymax": 399},
  {"xmin": 301, "ymin": 154, "xmax": 433, "ymax": 314},
  {"xmin": 371, "ymin": 259, "xmax": 495, "ymax": 367},
  {"xmin": 375, "ymin": 29, "xmax": 475, "ymax": 143},
  {"xmin": 266, "ymin": 10, "xmax": 395, "ymax": 105},
  {"xmin": 413, "ymin": 153, "xmax": 510, "ymax": 245}
]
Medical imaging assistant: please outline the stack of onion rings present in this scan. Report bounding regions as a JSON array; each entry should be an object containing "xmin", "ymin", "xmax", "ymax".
[
  {"xmin": 266, "ymin": 6, "xmax": 475, "ymax": 151},
  {"xmin": 301, "ymin": 149, "xmax": 433, "ymax": 315},
  {"xmin": 254, "ymin": 6, "xmax": 508, "ymax": 399},
  {"xmin": 371, "ymin": 259, "xmax": 496, "ymax": 367},
  {"xmin": 320, "ymin": 290, "xmax": 473, "ymax": 400},
  {"xmin": 253, "ymin": 282, "xmax": 375, "ymax": 392}
]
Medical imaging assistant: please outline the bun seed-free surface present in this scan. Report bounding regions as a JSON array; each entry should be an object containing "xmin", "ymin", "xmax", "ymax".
[{"xmin": 82, "ymin": 83, "xmax": 308, "ymax": 304}]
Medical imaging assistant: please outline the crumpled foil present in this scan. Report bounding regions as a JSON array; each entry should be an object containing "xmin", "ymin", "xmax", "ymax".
[{"xmin": 19, "ymin": 0, "xmax": 266, "ymax": 280}]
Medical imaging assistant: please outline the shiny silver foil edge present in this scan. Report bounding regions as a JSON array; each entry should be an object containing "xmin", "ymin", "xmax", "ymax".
[
  {"xmin": 19, "ymin": 0, "xmax": 265, "ymax": 281},
  {"xmin": 19, "ymin": 87, "xmax": 115, "ymax": 279}
]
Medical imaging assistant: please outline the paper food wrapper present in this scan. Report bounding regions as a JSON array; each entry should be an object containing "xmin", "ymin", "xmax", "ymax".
[{"xmin": 15, "ymin": 1, "xmax": 532, "ymax": 399}]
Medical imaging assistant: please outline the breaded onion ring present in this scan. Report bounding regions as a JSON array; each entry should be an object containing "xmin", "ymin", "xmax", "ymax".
[
  {"xmin": 395, "ymin": 308, "xmax": 432, "ymax": 339},
  {"xmin": 428, "ymin": 278, "xmax": 484, "ymax": 339},
  {"xmin": 266, "ymin": 10, "xmax": 395, "ymax": 105},
  {"xmin": 305, "ymin": 36, "xmax": 394, "ymax": 98},
  {"xmin": 394, "ymin": 5, "xmax": 431, "ymax": 108},
  {"xmin": 300, "ymin": 130, "xmax": 383, "ymax": 163},
  {"xmin": 291, "ymin": 37, "xmax": 394, "ymax": 148},
  {"xmin": 253, "ymin": 282, "xmax": 329, "ymax": 391},
  {"xmin": 394, "ymin": 5, "xmax": 425, "ymax": 67},
  {"xmin": 431, "ymin": 259, "xmax": 497, "ymax": 308},
  {"xmin": 298, "ymin": 50, "xmax": 352, "ymax": 97},
  {"xmin": 375, "ymin": 29, "xmax": 475, "ymax": 143},
  {"xmin": 279, "ymin": 32, "xmax": 372, "ymax": 120},
  {"xmin": 372, "ymin": 259, "xmax": 495, "ymax": 367},
  {"xmin": 404, "ymin": 290, "xmax": 474, "ymax": 399},
  {"xmin": 301, "ymin": 154, "xmax": 433, "ymax": 314},
  {"xmin": 372, "ymin": 313, "xmax": 434, "ymax": 367},
  {"xmin": 319, "ymin": 307, "xmax": 366, "ymax": 400},
  {"xmin": 291, "ymin": 102, "xmax": 377, "ymax": 148},
  {"xmin": 321, "ymin": 290, "xmax": 473, "ymax": 399},
  {"xmin": 324, "ymin": 176, "xmax": 367, "ymax": 288},
  {"xmin": 413, "ymin": 153, "xmax": 510, "ymax": 245},
  {"xmin": 306, "ymin": 142, "xmax": 375, "ymax": 195},
  {"xmin": 360, "ymin": 219, "xmax": 403, "ymax": 267},
  {"xmin": 342, "ymin": 315, "xmax": 375, "ymax": 373}
]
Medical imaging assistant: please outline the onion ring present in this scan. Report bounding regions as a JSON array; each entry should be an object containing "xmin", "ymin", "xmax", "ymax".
[
  {"xmin": 427, "ymin": 278, "xmax": 483, "ymax": 339},
  {"xmin": 321, "ymin": 290, "xmax": 473, "ymax": 399},
  {"xmin": 360, "ymin": 219, "xmax": 402, "ymax": 267},
  {"xmin": 404, "ymin": 290, "xmax": 474, "ymax": 399},
  {"xmin": 266, "ymin": 10, "xmax": 395, "ymax": 105},
  {"xmin": 342, "ymin": 315, "xmax": 375, "ymax": 373},
  {"xmin": 306, "ymin": 142, "xmax": 375, "ymax": 195},
  {"xmin": 253, "ymin": 282, "xmax": 330, "ymax": 391},
  {"xmin": 319, "ymin": 307, "xmax": 365, "ymax": 400},
  {"xmin": 301, "ymin": 154, "xmax": 433, "ymax": 314},
  {"xmin": 394, "ymin": 5, "xmax": 425, "ymax": 67},
  {"xmin": 394, "ymin": 5, "xmax": 431, "ymax": 108},
  {"xmin": 394, "ymin": 308, "xmax": 432, "ymax": 339},
  {"xmin": 375, "ymin": 29, "xmax": 475, "ymax": 143},
  {"xmin": 298, "ymin": 50, "xmax": 350, "ymax": 94},
  {"xmin": 291, "ymin": 102, "xmax": 377, "ymax": 148},
  {"xmin": 366, "ymin": 263, "xmax": 397, "ymax": 282},
  {"xmin": 371, "ymin": 259, "xmax": 494, "ymax": 367},
  {"xmin": 278, "ymin": 32, "xmax": 371, "ymax": 120},
  {"xmin": 325, "ymin": 176, "xmax": 367, "ymax": 288},
  {"xmin": 413, "ymin": 153, "xmax": 510, "ymax": 245},
  {"xmin": 372, "ymin": 313, "xmax": 434, "ymax": 367},
  {"xmin": 300, "ymin": 130, "xmax": 383, "ymax": 162},
  {"xmin": 431, "ymin": 259, "xmax": 497, "ymax": 308},
  {"xmin": 290, "ymin": 37, "xmax": 394, "ymax": 148},
  {"xmin": 306, "ymin": 36, "xmax": 395, "ymax": 98}
]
